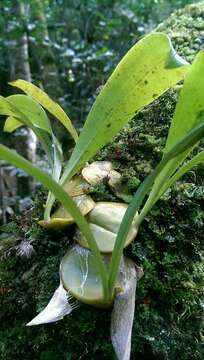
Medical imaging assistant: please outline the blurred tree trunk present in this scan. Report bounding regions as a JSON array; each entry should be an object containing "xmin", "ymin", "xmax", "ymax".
[
  {"xmin": 29, "ymin": 0, "xmax": 62, "ymax": 99},
  {"xmin": 9, "ymin": 1, "xmax": 31, "ymax": 82},
  {"xmin": 7, "ymin": 0, "xmax": 37, "ymax": 196},
  {"xmin": 29, "ymin": 0, "xmax": 65, "ymax": 141}
]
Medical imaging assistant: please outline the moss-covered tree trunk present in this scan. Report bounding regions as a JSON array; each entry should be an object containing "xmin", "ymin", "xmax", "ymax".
[{"xmin": 0, "ymin": 2, "xmax": 204, "ymax": 360}]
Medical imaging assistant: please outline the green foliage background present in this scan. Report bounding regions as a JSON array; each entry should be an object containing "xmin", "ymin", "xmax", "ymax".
[
  {"xmin": 0, "ymin": 1, "xmax": 204, "ymax": 360},
  {"xmin": 0, "ymin": 0, "xmax": 196, "ymax": 127}
]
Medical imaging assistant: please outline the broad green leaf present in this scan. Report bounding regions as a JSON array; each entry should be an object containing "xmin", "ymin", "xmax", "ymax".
[
  {"xmin": 4, "ymin": 116, "xmax": 23, "ymax": 133},
  {"xmin": 142, "ymin": 51, "xmax": 204, "ymax": 210},
  {"xmin": 9, "ymin": 80, "xmax": 78, "ymax": 142},
  {"xmin": 5, "ymin": 95, "xmax": 62, "ymax": 175},
  {"xmin": 165, "ymin": 53, "xmax": 204, "ymax": 153},
  {"xmin": 0, "ymin": 96, "xmax": 15, "ymax": 117},
  {"xmin": 2, "ymin": 95, "xmax": 63, "ymax": 194},
  {"xmin": 60, "ymin": 33, "xmax": 189, "ymax": 186},
  {"xmin": 0, "ymin": 95, "xmax": 53, "ymax": 164},
  {"xmin": 7, "ymin": 95, "xmax": 52, "ymax": 134}
]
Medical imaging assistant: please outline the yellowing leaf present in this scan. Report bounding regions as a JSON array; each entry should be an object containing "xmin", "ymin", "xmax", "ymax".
[
  {"xmin": 9, "ymin": 80, "xmax": 78, "ymax": 142},
  {"xmin": 39, "ymin": 195, "xmax": 95, "ymax": 230}
]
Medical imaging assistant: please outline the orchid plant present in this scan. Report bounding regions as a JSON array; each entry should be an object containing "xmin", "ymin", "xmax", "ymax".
[{"xmin": 0, "ymin": 33, "xmax": 204, "ymax": 360}]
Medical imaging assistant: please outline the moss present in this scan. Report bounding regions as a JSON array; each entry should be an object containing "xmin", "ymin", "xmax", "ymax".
[
  {"xmin": 1, "ymin": 2, "xmax": 204, "ymax": 360},
  {"xmin": 157, "ymin": 2, "xmax": 204, "ymax": 63},
  {"xmin": 97, "ymin": 3, "xmax": 204, "ymax": 359}
]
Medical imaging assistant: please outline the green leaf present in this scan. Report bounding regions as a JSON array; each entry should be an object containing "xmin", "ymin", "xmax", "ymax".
[
  {"xmin": 51, "ymin": 135, "xmax": 63, "ymax": 181},
  {"xmin": 6, "ymin": 95, "xmax": 63, "ymax": 175},
  {"xmin": 9, "ymin": 80, "xmax": 78, "ymax": 142},
  {"xmin": 2, "ymin": 94, "xmax": 63, "ymax": 187},
  {"xmin": 165, "ymin": 53, "xmax": 204, "ymax": 153},
  {"xmin": 44, "ymin": 134, "xmax": 63, "ymax": 208},
  {"xmin": 60, "ymin": 33, "xmax": 189, "ymax": 185},
  {"xmin": 140, "ymin": 51, "xmax": 204, "ymax": 213},
  {"xmin": 0, "ymin": 95, "xmax": 53, "ymax": 164},
  {"xmin": 3, "ymin": 116, "xmax": 23, "ymax": 133},
  {"xmin": 0, "ymin": 96, "xmax": 18, "ymax": 117},
  {"xmin": 7, "ymin": 95, "xmax": 52, "ymax": 134},
  {"xmin": 44, "ymin": 33, "xmax": 189, "ymax": 219}
]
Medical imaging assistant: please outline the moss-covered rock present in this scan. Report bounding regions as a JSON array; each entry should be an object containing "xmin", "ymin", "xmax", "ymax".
[{"xmin": 1, "ymin": 3, "xmax": 204, "ymax": 360}]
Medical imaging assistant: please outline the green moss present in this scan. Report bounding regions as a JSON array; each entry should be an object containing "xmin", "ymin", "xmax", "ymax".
[
  {"xmin": 1, "ymin": 3, "xmax": 204, "ymax": 359},
  {"xmin": 97, "ymin": 3, "xmax": 204, "ymax": 359},
  {"xmin": 157, "ymin": 3, "xmax": 204, "ymax": 62}
]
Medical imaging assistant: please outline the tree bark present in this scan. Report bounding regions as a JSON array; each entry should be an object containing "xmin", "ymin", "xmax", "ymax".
[
  {"xmin": 29, "ymin": 0, "xmax": 62, "ymax": 99},
  {"xmin": 7, "ymin": 0, "xmax": 37, "ymax": 196}
]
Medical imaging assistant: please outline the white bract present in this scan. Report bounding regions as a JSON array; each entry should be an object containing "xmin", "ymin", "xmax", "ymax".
[{"xmin": 26, "ymin": 284, "xmax": 75, "ymax": 326}]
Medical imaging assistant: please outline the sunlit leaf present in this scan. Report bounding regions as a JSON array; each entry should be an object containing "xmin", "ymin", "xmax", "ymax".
[
  {"xmin": 9, "ymin": 79, "xmax": 78, "ymax": 142},
  {"xmin": 165, "ymin": 54, "xmax": 204, "ymax": 153},
  {"xmin": 0, "ymin": 95, "xmax": 18, "ymax": 117},
  {"xmin": 7, "ymin": 95, "xmax": 52, "ymax": 134},
  {"xmin": 0, "ymin": 95, "xmax": 53, "ymax": 163},
  {"xmin": 60, "ymin": 33, "xmax": 189, "ymax": 185},
  {"xmin": 3, "ymin": 116, "xmax": 23, "ymax": 133},
  {"xmin": 141, "ymin": 51, "xmax": 204, "ymax": 210}
]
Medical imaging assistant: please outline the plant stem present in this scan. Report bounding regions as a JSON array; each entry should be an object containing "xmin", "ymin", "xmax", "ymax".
[
  {"xmin": 0, "ymin": 145, "xmax": 110, "ymax": 302},
  {"xmin": 108, "ymin": 172, "xmax": 157, "ymax": 295},
  {"xmin": 138, "ymin": 171, "xmax": 167, "ymax": 225},
  {"xmin": 108, "ymin": 121, "xmax": 204, "ymax": 294},
  {"xmin": 44, "ymin": 165, "xmax": 73, "ymax": 220}
]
